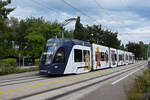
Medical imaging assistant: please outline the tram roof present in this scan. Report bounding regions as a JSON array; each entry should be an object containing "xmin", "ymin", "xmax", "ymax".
[{"xmin": 47, "ymin": 38, "xmax": 91, "ymax": 47}]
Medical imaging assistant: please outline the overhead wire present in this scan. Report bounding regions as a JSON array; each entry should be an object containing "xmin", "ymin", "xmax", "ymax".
[
  {"xmin": 61, "ymin": 0, "xmax": 97, "ymax": 22},
  {"xmin": 32, "ymin": 0, "xmax": 58, "ymax": 12},
  {"xmin": 31, "ymin": 0, "xmax": 114, "ymax": 31},
  {"xmin": 93, "ymin": 0, "xmax": 119, "ymax": 33},
  {"xmin": 31, "ymin": 0, "xmax": 70, "ymax": 20},
  {"xmin": 61, "ymin": 0, "xmax": 111, "ymax": 30}
]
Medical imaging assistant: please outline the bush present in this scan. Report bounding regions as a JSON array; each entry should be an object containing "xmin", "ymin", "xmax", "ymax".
[
  {"xmin": 0, "ymin": 67, "xmax": 38, "ymax": 75},
  {"xmin": 35, "ymin": 59, "xmax": 40, "ymax": 65},
  {"xmin": 0, "ymin": 58, "xmax": 39, "ymax": 75},
  {"xmin": 0, "ymin": 58, "xmax": 17, "ymax": 67},
  {"xmin": 128, "ymin": 68, "xmax": 150, "ymax": 100}
]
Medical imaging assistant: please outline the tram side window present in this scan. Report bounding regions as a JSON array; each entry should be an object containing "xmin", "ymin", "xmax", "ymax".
[
  {"xmin": 122, "ymin": 54, "xmax": 124, "ymax": 61},
  {"xmin": 74, "ymin": 49, "xmax": 82, "ymax": 62},
  {"xmin": 53, "ymin": 48, "xmax": 65, "ymax": 63},
  {"xmin": 111, "ymin": 53, "xmax": 115, "ymax": 61},
  {"xmin": 115, "ymin": 54, "xmax": 117, "ymax": 61},
  {"xmin": 126, "ymin": 55, "xmax": 128, "ymax": 60},
  {"xmin": 129, "ymin": 56, "xmax": 132, "ymax": 60},
  {"xmin": 119, "ymin": 55, "xmax": 122, "ymax": 61},
  {"xmin": 100, "ymin": 52, "xmax": 105, "ymax": 61},
  {"xmin": 83, "ymin": 50, "xmax": 90, "ymax": 62}
]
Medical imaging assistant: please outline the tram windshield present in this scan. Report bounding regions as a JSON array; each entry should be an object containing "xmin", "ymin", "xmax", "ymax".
[{"xmin": 41, "ymin": 46, "xmax": 56, "ymax": 65}]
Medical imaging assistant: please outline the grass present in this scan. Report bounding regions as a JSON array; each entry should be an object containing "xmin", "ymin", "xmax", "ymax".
[{"xmin": 127, "ymin": 68, "xmax": 150, "ymax": 100}]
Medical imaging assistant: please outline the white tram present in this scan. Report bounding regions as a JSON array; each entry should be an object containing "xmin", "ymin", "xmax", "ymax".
[{"xmin": 39, "ymin": 38, "xmax": 135, "ymax": 75}]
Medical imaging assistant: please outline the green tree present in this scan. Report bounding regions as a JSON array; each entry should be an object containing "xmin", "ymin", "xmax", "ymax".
[
  {"xmin": 10, "ymin": 17, "xmax": 62, "ymax": 60},
  {"xmin": 74, "ymin": 16, "xmax": 87, "ymax": 41},
  {"xmin": 85, "ymin": 24, "xmax": 120, "ymax": 48},
  {"xmin": 126, "ymin": 41, "xmax": 147, "ymax": 59},
  {"xmin": 25, "ymin": 32, "xmax": 46, "ymax": 62},
  {"xmin": 0, "ymin": 0, "xmax": 15, "ymax": 19},
  {"xmin": 0, "ymin": 0, "xmax": 15, "ymax": 59},
  {"xmin": 139, "ymin": 41, "xmax": 147, "ymax": 59},
  {"xmin": 120, "ymin": 44, "xmax": 125, "ymax": 50}
]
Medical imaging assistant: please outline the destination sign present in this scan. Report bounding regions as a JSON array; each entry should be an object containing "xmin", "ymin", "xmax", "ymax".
[{"xmin": 46, "ymin": 43, "xmax": 57, "ymax": 47}]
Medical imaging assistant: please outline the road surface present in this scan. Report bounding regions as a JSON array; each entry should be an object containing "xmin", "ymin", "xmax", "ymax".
[{"xmin": 0, "ymin": 61, "xmax": 147, "ymax": 100}]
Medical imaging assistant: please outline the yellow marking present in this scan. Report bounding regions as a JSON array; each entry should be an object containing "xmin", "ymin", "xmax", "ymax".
[
  {"xmin": 0, "ymin": 64, "xmax": 135, "ymax": 94},
  {"xmin": 0, "ymin": 98, "xmax": 2, "ymax": 100}
]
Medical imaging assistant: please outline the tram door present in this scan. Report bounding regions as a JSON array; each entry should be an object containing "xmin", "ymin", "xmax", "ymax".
[{"xmin": 73, "ymin": 45, "xmax": 91, "ymax": 73}]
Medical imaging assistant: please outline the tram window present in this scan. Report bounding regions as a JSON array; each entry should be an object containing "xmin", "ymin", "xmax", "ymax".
[
  {"xmin": 115, "ymin": 54, "xmax": 117, "ymax": 61},
  {"xmin": 74, "ymin": 49, "xmax": 82, "ymax": 62},
  {"xmin": 122, "ymin": 54, "xmax": 124, "ymax": 61},
  {"xmin": 53, "ymin": 48, "xmax": 65, "ymax": 63},
  {"xmin": 83, "ymin": 50, "xmax": 90, "ymax": 62},
  {"xmin": 111, "ymin": 53, "xmax": 114, "ymax": 60},
  {"xmin": 100, "ymin": 52, "xmax": 105, "ymax": 61},
  {"xmin": 119, "ymin": 55, "xmax": 123, "ymax": 61},
  {"xmin": 129, "ymin": 56, "xmax": 132, "ymax": 60},
  {"xmin": 126, "ymin": 55, "xmax": 128, "ymax": 60}
]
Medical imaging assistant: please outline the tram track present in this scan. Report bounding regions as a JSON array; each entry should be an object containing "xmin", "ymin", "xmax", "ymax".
[
  {"xmin": 0, "ymin": 72, "xmax": 39, "ymax": 81},
  {"xmin": 12, "ymin": 62, "xmax": 146, "ymax": 100},
  {"xmin": 0, "ymin": 78, "xmax": 48, "ymax": 87},
  {"xmin": 46, "ymin": 63, "xmax": 147, "ymax": 100},
  {"xmin": 0, "ymin": 76, "xmax": 41, "ymax": 84},
  {"xmin": 0, "ymin": 63, "xmax": 136, "ymax": 87},
  {"xmin": 0, "ymin": 63, "xmax": 142, "ymax": 89}
]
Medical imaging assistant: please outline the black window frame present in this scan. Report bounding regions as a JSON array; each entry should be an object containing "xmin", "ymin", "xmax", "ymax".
[
  {"xmin": 114, "ymin": 54, "xmax": 117, "ymax": 61},
  {"xmin": 100, "ymin": 52, "xmax": 105, "ymax": 61},
  {"xmin": 126, "ymin": 54, "xmax": 128, "ymax": 60},
  {"xmin": 83, "ymin": 50, "xmax": 90, "ymax": 62},
  {"xmin": 53, "ymin": 47, "xmax": 65, "ymax": 63},
  {"xmin": 119, "ymin": 54, "xmax": 123, "ymax": 61},
  {"xmin": 74, "ymin": 49, "xmax": 83, "ymax": 62}
]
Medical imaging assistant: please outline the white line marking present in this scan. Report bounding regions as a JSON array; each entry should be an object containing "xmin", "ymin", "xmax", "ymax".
[{"xmin": 111, "ymin": 65, "xmax": 145, "ymax": 85}]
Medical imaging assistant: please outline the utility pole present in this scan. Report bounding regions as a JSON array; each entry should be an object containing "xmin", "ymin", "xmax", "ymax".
[{"xmin": 60, "ymin": 18, "xmax": 77, "ymax": 38}]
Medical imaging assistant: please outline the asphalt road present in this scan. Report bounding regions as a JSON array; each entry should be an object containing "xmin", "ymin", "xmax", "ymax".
[{"xmin": 0, "ymin": 61, "xmax": 147, "ymax": 100}]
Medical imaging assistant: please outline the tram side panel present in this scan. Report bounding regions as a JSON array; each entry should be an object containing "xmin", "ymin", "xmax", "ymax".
[
  {"xmin": 132, "ymin": 53, "xmax": 135, "ymax": 64},
  {"xmin": 64, "ymin": 45, "xmax": 92, "ymax": 74},
  {"xmin": 110, "ymin": 48, "xmax": 118, "ymax": 67},
  {"xmin": 129, "ymin": 52, "xmax": 133, "ymax": 64},
  {"xmin": 117, "ymin": 50, "xmax": 124, "ymax": 66},
  {"xmin": 92, "ymin": 44, "xmax": 110, "ymax": 70},
  {"xmin": 124, "ymin": 51, "xmax": 129, "ymax": 65}
]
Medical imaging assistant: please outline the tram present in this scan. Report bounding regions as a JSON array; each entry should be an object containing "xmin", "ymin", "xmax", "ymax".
[{"xmin": 39, "ymin": 38, "xmax": 134, "ymax": 75}]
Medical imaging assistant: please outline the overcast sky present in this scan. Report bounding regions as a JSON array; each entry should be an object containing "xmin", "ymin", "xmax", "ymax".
[{"xmin": 8, "ymin": 0, "xmax": 150, "ymax": 44}]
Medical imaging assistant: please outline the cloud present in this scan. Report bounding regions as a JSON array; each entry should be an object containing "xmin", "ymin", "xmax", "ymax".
[
  {"xmin": 7, "ymin": 0, "xmax": 150, "ymax": 44},
  {"xmin": 118, "ymin": 26, "xmax": 150, "ymax": 44}
]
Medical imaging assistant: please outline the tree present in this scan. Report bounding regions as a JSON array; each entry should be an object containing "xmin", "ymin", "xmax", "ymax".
[
  {"xmin": 85, "ymin": 24, "xmax": 120, "ymax": 48},
  {"xmin": 0, "ymin": 0, "xmax": 15, "ymax": 19},
  {"xmin": 139, "ymin": 41, "xmax": 147, "ymax": 59},
  {"xmin": 126, "ymin": 41, "xmax": 147, "ymax": 59},
  {"xmin": 0, "ymin": 0, "xmax": 15, "ymax": 59},
  {"xmin": 74, "ymin": 16, "xmax": 87, "ymax": 41},
  {"xmin": 120, "ymin": 44, "xmax": 125, "ymax": 50},
  {"xmin": 86, "ymin": 24, "xmax": 103, "ymax": 44},
  {"xmin": 25, "ymin": 32, "xmax": 46, "ymax": 62},
  {"xmin": 8, "ymin": 17, "xmax": 63, "ymax": 61}
]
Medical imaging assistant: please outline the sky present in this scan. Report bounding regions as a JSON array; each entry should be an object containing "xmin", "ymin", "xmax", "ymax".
[{"xmin": 8, "ymin": 0, "xmax": 150, "ymax": 44}]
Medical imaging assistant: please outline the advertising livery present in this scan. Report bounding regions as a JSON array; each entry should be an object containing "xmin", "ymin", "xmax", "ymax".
[{"xmin": 40, "ymin": 38, "xmax": 134, "ymax": 75}]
